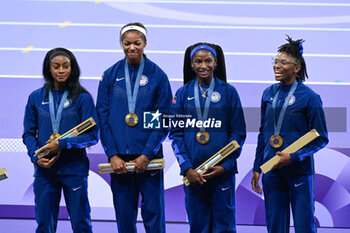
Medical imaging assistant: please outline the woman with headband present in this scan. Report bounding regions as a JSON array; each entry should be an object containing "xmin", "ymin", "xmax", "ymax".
[
  {"xmin": 96, "ymin": 22, "xmax": 172, "ymax": 233},
  {"xmin": 22, "ymin": 47, "xmax": 99, "ymax": 233},
  {"xmin": 170, "ymin": 42, "xmax": 246, "ymax": 232},
  {"xmin": 251, "ymin": 36, "xmax": 328, "ymax": 233}
]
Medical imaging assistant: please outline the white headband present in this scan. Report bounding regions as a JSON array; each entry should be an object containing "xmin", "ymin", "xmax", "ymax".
[{"xmin": 120, "ymin": 25, "xmax": 147, "ymax": 38}]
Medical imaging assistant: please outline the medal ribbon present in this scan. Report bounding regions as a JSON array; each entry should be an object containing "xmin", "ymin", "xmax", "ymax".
[
  {"xmin": 124, "ymin": 57, "xmax": 145, "ymax": 114},
  {"xmin": 272, "ymin": 80, "xmax": 298, "ymax": 136},
  {"xmin": 194, "ymin": 78, "xmax": 215, "ymax": 131},
  {"xmin": 49, "ymin": 90, "xmax": 68, "ymax": 134}
]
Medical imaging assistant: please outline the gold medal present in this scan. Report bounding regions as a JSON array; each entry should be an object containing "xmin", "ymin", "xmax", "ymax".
[
  {"xmin": 196, "ymin": 131, "xmax": 210, "ymax": 144},
  {"xmin": 125, "ymin": 113, "xmax": 138, "ymax": 127},
  {"xmin": 50, "ymin": 133, "xmax": 61, "ymax": 140},
  {"xmin": 270, "ymin": 135, "xmax": 283, "ymax": 148}
]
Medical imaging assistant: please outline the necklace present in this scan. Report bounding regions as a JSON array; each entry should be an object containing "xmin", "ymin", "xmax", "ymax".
[{"xmin": 199, "ymin": 84, "xmax": 209, "ymax": 98}]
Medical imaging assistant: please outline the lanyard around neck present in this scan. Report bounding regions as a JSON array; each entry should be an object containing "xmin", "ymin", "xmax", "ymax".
[
  {"xmin": 194, "ymin": 78, "xmax": 215, "ymax": 131},
  {"xmin": 124, "ymin": 57, "xmax": 145, "ymax": 114},
  {"xmin": 49, "ymin": 90, "xmax": 68, "ymax": 134},
  {"xmin": 271, "ymin": 80, "xmax": 298, "ymax": 135}
]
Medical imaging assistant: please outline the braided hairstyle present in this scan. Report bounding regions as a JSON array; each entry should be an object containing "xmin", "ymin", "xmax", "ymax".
[
  {"xmin": 278, "ymin": 35, "xmax": 308, "ymax": 82},
  {"xmin": 42, "ymin": 47, "xmax": 89, "ymax": 100},
  {"xmin": 183, "ymin": 42, "xmax": 227, "ymax": 84}
]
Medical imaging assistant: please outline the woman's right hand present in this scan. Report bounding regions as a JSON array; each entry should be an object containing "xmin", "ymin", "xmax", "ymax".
[
  {"xmin": 110, "ymin": 155, "xmax": 127, "ymax": 174},
  {"xmin": 251, "ymin": 171, "xmax": 262, "ymax": 194},
  {"xmin": 36, "ymin": 156, "xmax": 58, "ymax": 169},
  {"xmin": 185, "ymin": 168, "xmax": 206, "ymax": 186}
]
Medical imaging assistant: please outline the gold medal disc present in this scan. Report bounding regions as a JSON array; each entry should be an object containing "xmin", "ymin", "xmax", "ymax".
[
  {"xmin": 270, "ymin": 135, "xmax": 283, "ymax": 148},
  {"xmin": 125, "ymin": 113, "xmax": 138, "ymax": 127},
  {"xmin": 50, "ymin": 133, "xmax": 61, "ymax": 140},
  {"xmin": 196, "ymin": 131, "xmax": 210, "ymax": 144}
]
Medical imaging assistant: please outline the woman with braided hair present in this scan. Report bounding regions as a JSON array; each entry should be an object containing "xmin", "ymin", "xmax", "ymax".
[
  {"xmin": 251, "ymin": 36, "xmax": 328, "ymax": 233},
  {"xmin": 170, "ymin": 42, "xmax": 246, "ymax": 233}
]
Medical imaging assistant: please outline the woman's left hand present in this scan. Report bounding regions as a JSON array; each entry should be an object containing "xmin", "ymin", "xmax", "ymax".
[
  {"xmin": 132, "ymin": 154, "xmax": 150, "ymax": 174},
  {"xmin": 272, "ymin": 151, "xmax": 292, "ymax": 169},
  {"xmin": 36, "ymin": 140, "xmax": 60, "ymax": 157},
  {"xmin": 45, "ymin": 140, "xmax": 60, "ymax": 156},
  {"xmin": 202, "ymin": 166, "xmax": 226, "ymax": 180}
]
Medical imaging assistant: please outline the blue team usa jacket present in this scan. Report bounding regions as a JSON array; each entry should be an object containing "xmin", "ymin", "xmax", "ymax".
[
  {"xmin": 96, "ymin": 56, "xmax": 173, "ymax": 160},
  {"xmin": 170, "ymin": 77, "xmax": 246, "ymax": 175},
  {"xmin": 253, "ymin": 80, "xmax": 328, "ymax": 175},
  {"xmin": 23, "ymin": 88, "xmax": 99, "ymax": 177}
]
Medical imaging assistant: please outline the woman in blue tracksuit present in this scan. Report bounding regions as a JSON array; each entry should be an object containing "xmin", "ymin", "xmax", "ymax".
[
  {"xmin": 170, "ymin": 43, "xmax": 246, "ymax": 233},
  {"xmin": 251, "ymin": 36, "xmax": 328, "ymax": 233},
  {"xmin": 22, "ymin": 47, "xmax": 99, "ymax": 233},
  {"xmin": 96, "ymin": 22, "xmax": 172, "ymax": 233}
]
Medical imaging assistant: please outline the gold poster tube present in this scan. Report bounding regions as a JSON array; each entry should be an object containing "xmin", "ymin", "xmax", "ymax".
[
  {"xmin": 35, "ymin": 117, "xmax": 96, "ymax": 159},
  {"xmin": 98, "ymin": 159, "xmax": 165, "ymax": 174},
  {"xmin": 0, "ymin": 168, "xmax": 8, "ymax": 181},
  {"xmin": 183, "ymin": 140, "xmax": 240, "ymax": 186},
  {"xmin": 260, "ymin": 129, "xmax": 320, "ymax": 174}
]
